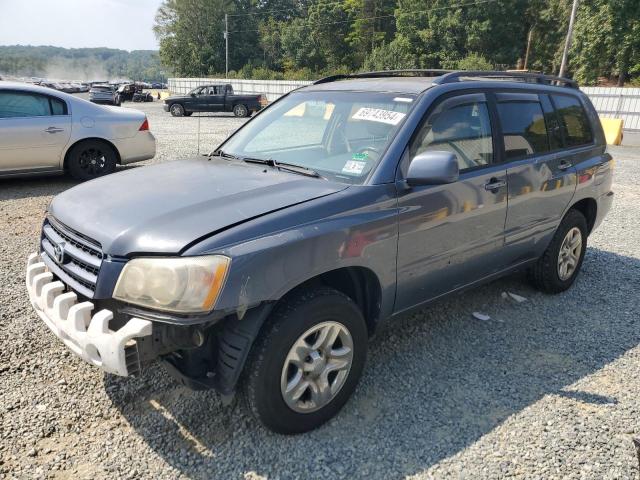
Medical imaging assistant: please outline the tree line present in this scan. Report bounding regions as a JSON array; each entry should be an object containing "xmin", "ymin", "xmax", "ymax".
[
  {"xmin": 0, "ymin": 46, "xmax": 167, "ymax": 82},
  {"xmin": 154, "ymin": 0, "xmax": 640, "ymax": 85}
]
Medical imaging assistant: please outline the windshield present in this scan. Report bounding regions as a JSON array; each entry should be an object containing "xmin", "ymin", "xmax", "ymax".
[{"xmin": 220, "ymin": 91, "xmax": 416, "ymax": 184}]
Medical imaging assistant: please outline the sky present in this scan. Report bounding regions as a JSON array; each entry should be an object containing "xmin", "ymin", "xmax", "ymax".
[{"xmin": 0, "ymin": 0, "xmax": 164, "ymax": 51}]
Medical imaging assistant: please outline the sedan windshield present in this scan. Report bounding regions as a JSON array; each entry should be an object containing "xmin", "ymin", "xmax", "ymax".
[{"xmin": 220, "ymin": 91, "xmax": 416, "ymax": 184}]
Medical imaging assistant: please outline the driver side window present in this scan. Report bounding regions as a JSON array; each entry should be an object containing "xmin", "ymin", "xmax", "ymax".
[{"xmin": 409, "ymin": 93, "xmax": 494, "ymax": 172}]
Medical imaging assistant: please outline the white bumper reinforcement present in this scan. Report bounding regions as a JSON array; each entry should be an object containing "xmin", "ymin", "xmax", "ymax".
[{"xmin": 26, "ymin": 253, "xmax": 152, "ymax": 376}]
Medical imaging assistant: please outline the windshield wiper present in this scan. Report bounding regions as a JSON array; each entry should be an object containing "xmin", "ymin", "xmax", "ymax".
[
  {"xmin": 242, "ymin": 157, "xmax": 322, "ymax": 178},
  {"xmin": 209, "ymin": 149, "xmax": 238, "ymax": 160}
]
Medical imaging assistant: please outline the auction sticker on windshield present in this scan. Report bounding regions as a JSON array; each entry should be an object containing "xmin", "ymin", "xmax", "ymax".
[
  {"xmin": 352, "ymin": 107, "xmax": 406, "ymax": 125},
  {"xmin": 342, "ymin": 160, "xmax": 367, "ymax": 175}
]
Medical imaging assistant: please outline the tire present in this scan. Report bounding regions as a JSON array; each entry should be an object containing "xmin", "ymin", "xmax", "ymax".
[
  {"xmin": 66, "ymin": 140, "xmax": 118, "ymax": 181},
  {"xmin": 184, "ymin": 111, "xmax": 193, "ymax": 117},
  {"xmin": 529, "ymin": 209, "xmax": 588, "ymax": 293},
  {"xmin": 170, "ymin": 103, "xmax": 184, "ymax": 117},
  {"xmin": 242, "ymin": 287, "xmax": 368, "ymax": 434},
  {"xmin": 233, "ymin": 104, "xmax": 249, "ymax": 117}
]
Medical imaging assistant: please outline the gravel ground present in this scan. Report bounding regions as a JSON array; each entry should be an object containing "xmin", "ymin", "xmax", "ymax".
[{"xmin": 1, "ymin": 100, "xmax": 639, "ymax": 479}]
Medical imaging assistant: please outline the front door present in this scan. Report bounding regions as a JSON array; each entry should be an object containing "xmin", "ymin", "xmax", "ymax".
[
  {"xmin": 395, "ymin": 92, "xmax": 508, "ymax": 313},
  {"xmin": 0, "ymin": 91, "xmax": 71, "ymax": 173}
]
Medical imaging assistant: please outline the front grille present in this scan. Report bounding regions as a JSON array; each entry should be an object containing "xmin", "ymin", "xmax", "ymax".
[{"xmin": 40, "ymin": 217, "xmax": 103, "ymax": 298}]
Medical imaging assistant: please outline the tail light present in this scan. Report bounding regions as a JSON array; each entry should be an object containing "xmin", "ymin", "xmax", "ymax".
[{"xmin": 139, "ymin": 118, "xmax": 149, "ymax": 131}]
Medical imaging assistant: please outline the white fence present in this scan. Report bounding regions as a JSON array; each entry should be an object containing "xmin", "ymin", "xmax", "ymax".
[
  {"xmin": 581, "ymin": 87, "xmax": 640, "ymax": 132},
  {"xmin": 169, "ymin": 78, "xmax": 640, "ymax": 131},
  {"xmin": 168, "ymin": 78, "xmax": 311, "ymax": 102}
]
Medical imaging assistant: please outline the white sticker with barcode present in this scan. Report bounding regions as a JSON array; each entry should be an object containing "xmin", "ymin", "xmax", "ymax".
[
  {"xmin": 342, "ymin": 160, "xmax": 367, "ymax": 175},
  {"xmin": 352, "ymin": 107, "xmax": 406, "ymax": 125}
]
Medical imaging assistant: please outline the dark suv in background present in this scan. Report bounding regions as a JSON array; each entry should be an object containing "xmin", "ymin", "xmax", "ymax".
[{"xmin": 26, "ymin": 70, "xmax": 613, "ymax": 434}]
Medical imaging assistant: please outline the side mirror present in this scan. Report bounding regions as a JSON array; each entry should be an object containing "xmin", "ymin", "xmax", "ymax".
[
  {"xmin": 406, "ymin": 151, "xmax": 459, "ymax": 186},
  {"xmin": 190, "ymin": 93, "xmax": 196, "ymax": 97}
]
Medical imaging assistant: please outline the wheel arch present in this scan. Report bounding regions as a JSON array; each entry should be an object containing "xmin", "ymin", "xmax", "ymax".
[
  {"xmin": 275, "ymin": 266, "xmax": 383, "ymax": 336},
  {"xmin": 63, "ymin": 137, "xmax": 122, "ymax": 169},
  {"xmin": 569, "ymin": 197, "xmax": 597, "ymax": 235}
]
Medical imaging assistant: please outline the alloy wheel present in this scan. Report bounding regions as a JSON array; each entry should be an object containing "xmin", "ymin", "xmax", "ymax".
[
  {"xmin": 78, "ymin": 148, "xmax": 107, "ymax": 176},
  {"xmin": 280, "ymin": 321, "xmax": 354, "ymax": 413},
  {"xmin": 557, "ymin": 226, "xmax": 582, "ymax": 281}
]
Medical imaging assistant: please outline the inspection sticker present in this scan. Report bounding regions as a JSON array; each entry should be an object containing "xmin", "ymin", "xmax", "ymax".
[
  {"xmin": 342, "ymin": 160, "xmax": 367, "ymax": 175},
  {"xmin": 352, "ymin": 107, "xmax": 406, "ymax": 125}
]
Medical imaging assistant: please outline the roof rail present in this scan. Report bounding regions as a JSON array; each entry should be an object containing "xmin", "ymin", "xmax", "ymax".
[
  {"xmin": 433, "ymin": 71, "xmax": 578, "ymax": 88},
  {"xmin": 313, "ymin": 69, "xmax": 454, "ymax": 85}
]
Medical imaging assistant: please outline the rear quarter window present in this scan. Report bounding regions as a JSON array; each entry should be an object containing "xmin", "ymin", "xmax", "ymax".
[
  {"xmin": 552, "ymin": 95, "xmax": 593, "ymax": 147},
  {"xmin": 50, "ymin": 97, "xmax": 67, "ymax": 115}
]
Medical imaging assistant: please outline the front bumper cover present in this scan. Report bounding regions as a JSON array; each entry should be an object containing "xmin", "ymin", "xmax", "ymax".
[{"xmin": 26, "ymin": 253, "xmax": 152, "ymax": 376}]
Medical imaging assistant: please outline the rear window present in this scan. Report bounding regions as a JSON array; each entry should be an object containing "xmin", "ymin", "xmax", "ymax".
[
  {"xmin": 552, "ymin": 95, "xmax": 593, "ymax": 147},
  {"xmin": 497, "ymin": 101, "xmax": 550, "ymax": 160}
]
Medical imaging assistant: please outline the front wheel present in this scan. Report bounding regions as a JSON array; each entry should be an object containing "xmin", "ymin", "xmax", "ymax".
[
  {"xmin": 242, "ymin": 288, "xmax": 368, "ymax": 434},
  {"xmin": 529, "ymin": 209, "xmax": 588, "ymax": 293},
  {"xmin": 233, "ymin": 104, "xmax": 249, "ymax": 117},
  {"xmin": 170, "ymin": 103, "xmax": 184, "ymax": 117}
]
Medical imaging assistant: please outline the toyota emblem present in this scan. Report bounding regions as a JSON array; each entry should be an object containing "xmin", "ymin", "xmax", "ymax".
[{"xmin": 53, "ymin": 242, "xmax": 66, "ymax": 265}]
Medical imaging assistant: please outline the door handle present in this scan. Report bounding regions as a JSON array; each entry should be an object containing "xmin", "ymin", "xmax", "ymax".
[
  {"xmin": 44, "ymin": 127, "xmax": 64, "ymax": 134},
  {"xmin": 558, "ymin": 160, "xmax": 573, "ymax": 171},
  {"xmin": 484, "ymin": 178, "xmax": 507, "ymax": 192}
]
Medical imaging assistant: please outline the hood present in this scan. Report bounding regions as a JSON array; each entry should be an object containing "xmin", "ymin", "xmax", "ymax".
[
  {"xmin": 164, "ymin": 95, "xmax": 189, "ymax": 103},
  {"xmin": 49, "ymin": 158, "xmax": 348, "ymax": 256}
]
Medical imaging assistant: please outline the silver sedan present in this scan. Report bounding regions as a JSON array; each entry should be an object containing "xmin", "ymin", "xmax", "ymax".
[{"xmin": 0, "ymin": 82, "xmax": 156, "ymax": 180}]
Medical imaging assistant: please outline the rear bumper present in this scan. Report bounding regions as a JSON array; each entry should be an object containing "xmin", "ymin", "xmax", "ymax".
[
  {"xmin": 113, "ymin": 131, "xmax": 156, "ymax": 165},
  {"xmin": 26, "ymin": 253, "xmax": 152, "ymax": 376}
]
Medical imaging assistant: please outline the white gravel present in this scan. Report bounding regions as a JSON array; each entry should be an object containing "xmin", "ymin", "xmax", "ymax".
[{"xmin": 1, "ymin": 99, "xmax": 639, "ymax": 479}]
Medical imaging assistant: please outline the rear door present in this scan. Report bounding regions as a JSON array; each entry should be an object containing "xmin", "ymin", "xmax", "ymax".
[
  {"xmin": 0, "ymin": 91, "xmax": 71, "ymax": 173},
  {"xmin": 394, "ymin": 92, "xmax": 509, "ymax": 312},
  {"xmin": 496, "ymin": 91, "xmax": 577, "ymax": 264}
]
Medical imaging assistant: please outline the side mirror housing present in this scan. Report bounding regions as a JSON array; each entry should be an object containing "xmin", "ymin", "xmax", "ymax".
[
  {"xmin": 406, "ymin": 151, "xmax": 459, "ymax": 186},
  {"xmin": 190, "ymin": 93, "xmax": 196, "ymax": 97}
]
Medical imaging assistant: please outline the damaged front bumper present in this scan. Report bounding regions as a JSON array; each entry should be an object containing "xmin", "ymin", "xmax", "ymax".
[{"xmin": 26, "ymin": 253, "xmax": 152, "ymax": 377}]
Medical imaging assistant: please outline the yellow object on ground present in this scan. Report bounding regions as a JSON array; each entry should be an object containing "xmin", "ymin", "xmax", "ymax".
[{"xmin": 600, "ymin": 117, "xmax": 624, "ymax": 145}]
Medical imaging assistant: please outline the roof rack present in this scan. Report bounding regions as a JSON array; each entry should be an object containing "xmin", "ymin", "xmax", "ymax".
[
  {"xmin": 313, "ymin": 69, "xmax": 454, "ymax": 85},
  {"xmin": 433, "ymin": 71, "xmax": 578, "ymax": 88}
]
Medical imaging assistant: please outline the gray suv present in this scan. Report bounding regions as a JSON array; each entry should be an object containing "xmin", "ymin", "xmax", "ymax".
[{"xmin": 26, "ymin": 70, "xmax": 613, "ymax": 434}]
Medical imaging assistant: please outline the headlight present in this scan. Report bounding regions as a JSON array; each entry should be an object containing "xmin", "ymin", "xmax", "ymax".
[{"xmin": 113, "ymin": 255, "xmax": 230, "ymax": 313}]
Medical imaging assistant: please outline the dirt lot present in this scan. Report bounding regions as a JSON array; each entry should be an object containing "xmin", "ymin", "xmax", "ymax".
[{"xmin": 1, "ymin": 99, "xmax": 639, "ymax": 479}]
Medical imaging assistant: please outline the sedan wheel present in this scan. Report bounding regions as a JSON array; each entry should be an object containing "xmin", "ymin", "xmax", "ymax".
[{"xmin": 67, "ymin": 140, "xmax": 117, "ymax": 181}]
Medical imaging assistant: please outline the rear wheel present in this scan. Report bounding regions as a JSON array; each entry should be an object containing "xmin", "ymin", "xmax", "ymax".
[
  {"xmin": 170, "ymin": 103, "xmax": 184, "ymax": 117},
  {"xmin": 66, "ymin": 140, "xmax": 117, "ymax": 181},
  {"xmin": 530, "ymin": 209, "xmax": 588, "ymax": 293},
  {"xmin": 233, "ymin": 104, "xmax": 249, "ymax": 117},
  {"xmin": 242, "ymin": 287, "xmax": 368, "ymax": 434}
]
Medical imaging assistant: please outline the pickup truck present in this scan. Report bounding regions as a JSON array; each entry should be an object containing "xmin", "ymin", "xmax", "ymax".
[{"xmin": 163, "ymin": 83, "xmax": 267, "ymax": 117}]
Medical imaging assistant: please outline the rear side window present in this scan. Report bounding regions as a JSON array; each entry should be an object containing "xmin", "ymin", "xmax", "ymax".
[
  {"xmin": 497, "ymin": 100, "xmax": 550, "ymax": 160},
  {"xmin": 552, "ymin": 95, "xmax": 593, "ymax": 147},
  {"xmin": 0, "ymin": 92, "xmax": 51, "ymax": 118},
  {"xmin": 50, "ymin": 97, "xmax": 68, "ymax": 115},
  {"xmin": 410, "ymin": 93, "xmax": 494, "ymax": 171}
]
